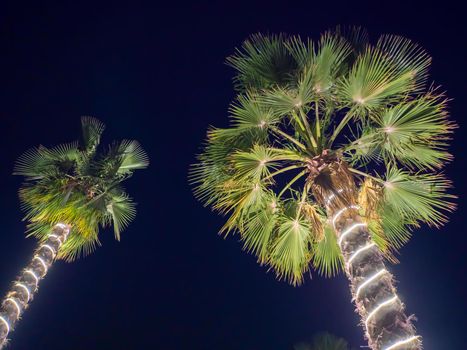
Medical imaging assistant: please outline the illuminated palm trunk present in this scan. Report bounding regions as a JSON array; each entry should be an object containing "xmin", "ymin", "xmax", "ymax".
[
  {"xmin": 328, "ymin": 197, "xmax": 420, "ymax": 350},
  {"xmin": 0, "ymin": 223, "xmax": 70, "ymax": 348},
  {"xmin": 308, "ymin": 159, "xmax": 422, "ymax": 350}
]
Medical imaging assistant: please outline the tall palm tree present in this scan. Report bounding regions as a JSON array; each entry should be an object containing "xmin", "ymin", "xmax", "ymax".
[
  {"xmin": 191, "ymin": 28, "xmax": 455, "ymax": 350},
  {"xmin": 0, "ymin": 117, "xmax": 148, "ymax": 348}
]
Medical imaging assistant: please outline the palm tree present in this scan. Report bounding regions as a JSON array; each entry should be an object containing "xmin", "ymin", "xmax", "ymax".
[
  {"xmin": 191, "ymin": 28, "xmax": 455, "ymax": 350},
  {"xmin": 0, "ymin": 117, "xmax": 148, "ymax": 348}
]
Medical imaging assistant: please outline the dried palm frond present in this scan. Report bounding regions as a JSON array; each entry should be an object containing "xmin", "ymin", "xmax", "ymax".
[{"xmin": 301, "ymin": 203, "xmax": 324, "ymax": 241}]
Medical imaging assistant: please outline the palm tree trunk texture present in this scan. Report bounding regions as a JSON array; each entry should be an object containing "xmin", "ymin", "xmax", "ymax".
[
  {"xmin": 0, "ymin": 223, "xmax": 70, "ymax": 348},
  {"xmin": 329, "ymin": 201, "xmax": 420, "ymax": 350}
]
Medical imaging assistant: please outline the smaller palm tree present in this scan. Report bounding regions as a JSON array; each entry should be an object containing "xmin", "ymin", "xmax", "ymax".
[{"xmin": 0, "ymin": 117, "xmax": 148, "ymax": 348}]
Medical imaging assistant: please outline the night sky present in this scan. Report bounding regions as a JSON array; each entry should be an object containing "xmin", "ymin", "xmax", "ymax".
[{"xmin": 0, "ymin": 1, "xmax": 465, "ymax": 349}]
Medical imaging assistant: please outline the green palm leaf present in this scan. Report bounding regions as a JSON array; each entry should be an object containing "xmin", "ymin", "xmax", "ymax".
[
  {"xmin": 337, "ymin": 47, "xmax": 415, "ymax": 112},
  {"xmin": 383, "ymin": 165, "xmax": 455, "ymax": 227},
  {"xmin": 311, "ymin": 225, "xmax": 344, "ymax": 277},
  {"xmin": 376, "ymin": 34, "xmax": 431, "ymax": 92},
  {"xmin": 375, "ymin": 95, "xmax": 454, "ymax": 169},
  {"xmin": 81, "ymin": 116, "xmax": 105, "ymax": 154},
  {"xmin": 117, "ymin": 140, "xmax": 150, "ymax": 173},
  {"xmin": 269, "ymin": 216, "xmax": 312, "ymax": 285},
  {"xmin": 226, "ymin": 33, "xmax": 296, "ymax": 91}
]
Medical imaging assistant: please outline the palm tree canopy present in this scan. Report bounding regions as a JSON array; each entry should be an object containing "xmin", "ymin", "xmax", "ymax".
[
  {"xmin": 14, "ymin": 117, "xmax": 149, "ymax": 261},
  {"xmin": 191, "ymin": 28, "xmax": 456, "ymax": 285}
]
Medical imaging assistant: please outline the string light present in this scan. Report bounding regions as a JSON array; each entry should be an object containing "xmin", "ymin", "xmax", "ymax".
[
  {"xmin": 338, "ymin": 223, "xmax": 367, "ymax": 247},
  {"xmin": 384, "ymin": 335, "xmax": 420, "ymax": 350},
  {"xmin": 4, "ymin": 299, "xmax": 20, "ymax": 318},
  {"xmin": 0, "ymin": 316, "xmax": 9, "ymax": 334},
  {"xmin": 332, "ymin": 205, "xmax": 360, "ymax": 228},
  {"xmin": 33, "ymin": 256, "xmax": 48, "ymax": 276},
  {"xmin": 14, "ymin": 284, "xmax": 30, "ymax": 303},
  {"xmin": 48, "ymin": 234, "xmax": 62, "ymax": 245},
  {"xmin": 39, "ymin": 244, "xmax": 56, "ymax": 258},
  {"xmin": 55, "ymin": 223, "xmax": 67, "ymax": 229},
  {"xmin": 365, "ymin": 295, "xmax": 398, "ymax": 330},
  {"xmin": 355, "ymin": 269, "xmax": 387, "ymax": 299},
  {"xmin": 0, "ymin": 223, "xmax": 70, "ymax": 347},
  {"xmin": 24, "ymin": 270, "xmax": 39, "ymax": 288},
  {"xmin": 324, "ymin": 194, "xmax": 420, "ymax": 350},
  {"xmin": 325, "ymin": 189, "xmax": 343, "ymax": 206},
  {"xmin": 347, "ymin": 243, "xmax": 376, "ymax": 267}
]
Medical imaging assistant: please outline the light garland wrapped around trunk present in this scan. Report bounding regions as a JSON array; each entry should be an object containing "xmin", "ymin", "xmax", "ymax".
[
  {"xmin": 319, "ymin": 162, "xmax": 421, "ymax": 350},
  {"xmin": 0, "ymin": 223, "xmax": 70, "ymax": 348}
]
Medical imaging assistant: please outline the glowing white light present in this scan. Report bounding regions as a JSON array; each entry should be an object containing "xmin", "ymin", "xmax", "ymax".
[
  {"xmin": 325, "ymin": 189, "xmax": 343, "ymax": 206},
  {"xmin": 332, "ymin": 205, "xmax": 360, "ymax": 228},
  {"xmin": 14, "ymin": 283, "xmax": 30, "ymax": 303},
  {"xmin": 5, "ymin": 298, "xmax": 21, "ymax": 317},
  {"xmin": 40, "ymin": 244, "xmax": 56, "ymax": 258},
  {"xmin": 384, "ymin": 336, "xmax": 420, "ymax": 350},
  {"xmin": 365, "ymin": 295, "xmax": 398, "ymax": 330},
  {"xmin": 0, "ymin": 315, "xmax": 9, "ymax": 334},
  {"xmin": 33, "ymin": 256, "xmax": 48, "ymax": 276},
  {"xmin": 347, "ymin": 243, "xmax": 376, "ymax": 267},
  {"xmin": 355, "ymin": 269, "xmax": 387, "ymax": 299},
  {"xmin": 24, "ymin": 270, "xmax": 39, "ymax": 287},
  {"xmin": 48, "ymin": 234, "xmax": 62, "ymax": 245},
  {"xmin": 338, "ymin": 223, "xmax": 367, "ymax": 247}
]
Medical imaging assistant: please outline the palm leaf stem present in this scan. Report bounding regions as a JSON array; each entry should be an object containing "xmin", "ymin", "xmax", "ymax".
[
  {"xmin": 298, "ymin": 108, "xmax": 318, "ymax": 150},
  {"xmin": 315, "ymin": 100, "xmax": 321, "ymax": 140},
  {"xmin": 348, "ymin": 167, "xmax": 384, "ymax": 183},
  {"xmin": 277, "ymin": 170, "xmax": 307, "ymax": 198},
  {"xmin": 296, "ymin": 183, "xmax": 310, "ymax": 220},
  {"xmin": 329, "ymin": 109, "xmax": 355, "ymax": 147},
  {"xmin": 270, "ymin": 126, "xmax": 308, "ymax": 151},
  {"xmin": 263, "ymin": 164, "xmax": 304, "ymax": 181}
]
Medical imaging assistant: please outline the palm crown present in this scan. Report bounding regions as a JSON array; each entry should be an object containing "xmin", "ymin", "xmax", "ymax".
[
  {"xmin": 14, "ymin": 117, "xmax": 149, "ymax": 261},
  {"xmin": 191, "ymin": 28, "xmax": 455, "ymax": 285}
]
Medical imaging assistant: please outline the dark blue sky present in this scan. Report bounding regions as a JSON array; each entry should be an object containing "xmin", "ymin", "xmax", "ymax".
[{"xmin": 0, "ymin": 1, "xmax": 465, "ymax": 349}]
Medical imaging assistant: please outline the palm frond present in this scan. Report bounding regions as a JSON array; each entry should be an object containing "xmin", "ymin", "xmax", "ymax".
[
  {"xmin": 374, "ymin": 94, "xmax": 454, "ymax": 170},
  {"xmin": 81, "ymin": 116, "xmax": 105, "ymax": 154},
  {"xmin": 383, "ymin": 165, "xmax": 455, "ymax": 227},
  {"xmin": 117, "ymin": 140, "xmax": 150, "ymax": 173},
  {"xmin": 14, "ymin": 142, "xmax": 79, "ymax": 179},
  {"xmin": 377, "ymin": 34, "xmax": 431, "ymax": 92},
  {"xmin": 226, "ymin": 33, "xmax": 296, "ymax": 91},
  {"xmin": 269, "ymin": 216, "xmax": 312, "ymax": 285},
  {"xmin": 310, "ymin": 31, "xmax": 352, "ymax": 95},
  {"xmin": 311, "ymin": 225, "xmax": 344, "ymax": 277},
  {"xmin": 337, "ymin": 47, "xmax": 416, "ymax": 112},
  {"xmin": 229, "ymin": 92, "xmax": 282, "ymax": 131},
  {"xmin": 107, "ymin": 194, "xmax": 137, "ymax": 241},
  {"xmin": 240, "ymin": 199, "xmax": 278, "ymax": 264}
]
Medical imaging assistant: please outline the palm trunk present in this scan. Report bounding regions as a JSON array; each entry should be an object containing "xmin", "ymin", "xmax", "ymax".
[
  {"xmin": 310, "ymin": 160, "xmax": 421, "ymax": 350},
  {"xmin": 330, "ymin": 203, "xmax": 420, "ymax": 350},
  {"xmin": 0, "ymin": 223, "xmax": 70, "ymax": 348}
]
